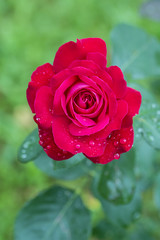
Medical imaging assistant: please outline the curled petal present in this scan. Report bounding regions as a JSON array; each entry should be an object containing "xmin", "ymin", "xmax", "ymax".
[
  {"xmin": 94, "ymin": 100, "xmax": 128, "ymax": 139},
  {"xmin": 107, "ymin": 66, "xmax": 127, "ymax": 98},
  {"xmin": 38, "ymin": 127, "xmax": 73, "ymax": 160},
  {"xmin": 53, "ymin": 41, "xmax": 84, "ymax": 73},
  {"xmin": 87, "ymin": 52, "xmax": 107, "ymax": 68},
  {"xmin": 31, "ymin": 63, "xmax": 54, "ymax": 84},
  {"xmin": 124, "ymin": 87, "xmax": 142, "ymax": 116},
  {"xmin": 87, "ymin": 127, "xmax": 134, "ymax": 164},
  {"xmin": 27, "ymin": 63, "xmax": 54, "ymax": 113},
  {"xmin": 52, "ymin": 116, "xmax": 106, "ymax": 157},
  {"xmin": 78, "ymin": 38, "xmax": 107, "ymax": 57}
]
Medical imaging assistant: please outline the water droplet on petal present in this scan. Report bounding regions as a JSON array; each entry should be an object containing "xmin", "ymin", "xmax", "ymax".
[
  {"xmin": 39, "ymin": 140, "xmax": 44, "ymax": 145},
  {"xmin": 46, "ymin": 145, "xmax": 52, "ymax": 150},
  {"xmin": 57, "ymin": 153, "xmax": 61, "ymax": 157},
  {"xmin": 120, "ymin": 138, "xmax": 127, "ymax": 144},
  {"xmin": 98, "ymin": 143, "xmax": 102, "ymax": 146},
  {"xmin": 43, "ymin": 71, "xmax": 45, "ymax": 75},
  {"xmin": 36, "ymin": 117, "xmax": 40, "ymax": 122},
  {"xmin": 75, "ymin": 144, "xmax": 81, "ymax": 149},
  {"xmin": 114, "ymin": 153, "xmax": 120, "ymax": 160},
  {"xmin": 89, "ymin": 140, "xmax": 95, "ymax": 146},
  {"xmin": 108, "ymin": 134, "xmax": 112, "ymax": 139},
  {"xmin": 114, "ymin": 141, "xmax": 119, "ymax": 146}
]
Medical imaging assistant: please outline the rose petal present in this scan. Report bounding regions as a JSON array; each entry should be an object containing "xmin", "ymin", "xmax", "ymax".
[
  {"xmin": 51, "ymin": 66, "xmax": 95, "ymax": 95},
  {"xmin": 69, "ymin": 60, "xmax": 112, "ymax": 87},
  {"xmin": 107, "ymin": 66, "xmax": 127, "ymax": 98},
  {"xmin": 78, "ymin": 38, "xmax": 107, "ymax": 57},
  {"xmin": 27, "ymin": 63, "xmax": 54, "ymax": 113},
  {"xmin": 69, "ymin": 115, "xmax": 109, "ymax": 136},
  {"xmin": 124, "ymin": 87, "xmax": 142, "ymax": 116},
  {"xmin": 94, "ymin": 100, "xmax": 128, "ymax": 139},
  {"xmin": 52, "ymin": 116, "xmax": 106, "ymax": 157},
  {"xmin": 53, "ymin": 41, "xmax": 84, "ymax": 73},
  {"xmin": 34, "ymin": 86, "xmax": 53, "ymax": 129},
  {"xmin": 38, "ymin": 127, "xmax": 73, "ymax": 160},
  {"xmin": 87, "ymin": 127, "xmax": 134, "ymax": 164},
  {"xmin": 53, "ymin": 76, "xmax": 77, "ymax": 115},
  {"xmin": 26, "ymin": 81, "xmax": 39, "ymax": 113},
  {"xmin": 87, "ymin": 52, "xmax": 107, "ymax": 68},
  {"xmin": 31, "ymin": 63, "xmax": 54, "ymax": 83}
]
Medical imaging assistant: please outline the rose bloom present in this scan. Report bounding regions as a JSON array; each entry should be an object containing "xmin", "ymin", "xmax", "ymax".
[{"xmin": 27, "ymin": 38, "xmax": 141, "ymax": 164}]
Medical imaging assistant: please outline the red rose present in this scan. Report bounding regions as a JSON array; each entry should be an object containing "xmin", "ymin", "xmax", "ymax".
[{"xmin": 27, "ymin": 38, "xmax": 141, "ymax": 164}]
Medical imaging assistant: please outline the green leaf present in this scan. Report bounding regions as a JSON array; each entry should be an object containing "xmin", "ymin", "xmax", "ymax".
[
  {"xmin": 134, "ymin": 139, "xmax": 155, "ymax": 181},
  {"xmin": 130, "ymin": 83, "xmax": 160, "ymax": 149},
  {"xmin": 34, "ymin": 151, "xmax": 95, "ymax": 180},
  {"xmin": 14, "ymin": 186, "xmax": 91, "ymax": 240},
  {"xmin": 92, "ymin": 171, "xmax": 141, "ymax": 227},
  {"xmin": 153, "ymin": 173, "xmax": 160, "ymax": 210},
  {"xmin": 97, "ymin": 149, "xmax": 135, "ymax": 205},
  {"xmin": 111, "ymin": 24, "xmax": 160, "ymax": 79},
  {"xmin": 134, "ymin": 100, "xmax": 160, "ymax": 150},
  {"xmin": 18, "ymin": 129, "xmax": 42, "ymax": 163}
]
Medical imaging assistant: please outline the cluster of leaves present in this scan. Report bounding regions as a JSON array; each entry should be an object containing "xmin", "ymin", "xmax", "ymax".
[{"xmin": 15, "ymin": 24, "xmax": 160, "ymax": 240}]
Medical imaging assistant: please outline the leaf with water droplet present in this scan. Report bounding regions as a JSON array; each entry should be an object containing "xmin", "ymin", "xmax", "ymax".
[
  {"xmin": 97, "ymin": 149, "xmax": 136, "ymax": 205},
  {"xmin": 134, "ymin": 99, "xmax": 160, "ymax": 150},
  {"xmin": 34, "ymin": 151, "xmax": 95, "ymax": 180},
  {"xmin": 131, "ymin": 83, "xmax": 160, "ymax": 149},
  {"xmin": 14, "ymin": 186, "xmax": 91, "ymax": 240},
  {"xmin": 92, "ymin": 171, "xmax": 141, "ymax": 227},
  {"xmin": 18, "ymin": 129, "xmax": 42, "ymax": 163}
]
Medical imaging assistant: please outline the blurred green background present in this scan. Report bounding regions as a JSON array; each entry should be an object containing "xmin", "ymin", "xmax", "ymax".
[{"xmin": 0, "ymin": 0, "xmax": 160, "ymax": 239}]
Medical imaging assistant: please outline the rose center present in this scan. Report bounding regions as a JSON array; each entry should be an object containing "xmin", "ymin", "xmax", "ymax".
[{"xmin": 74, "ymin": 90, "xmax": 96, "ymax": 109}]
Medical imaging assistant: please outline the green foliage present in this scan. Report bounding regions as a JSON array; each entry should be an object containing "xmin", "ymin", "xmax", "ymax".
[
  {"xmin": 1, "ymin": 0, "xmax": 160, "ymax": 238},
  {"xmin": 18, "ymin": 129, "xmax": 42, "ymax": 163},
  {"xmin": 34, "ymin": 151, "xmax": 94, "ymax": 180},
  {"xmin": 111, "ymin": 24, "xmax": 160, "ymax": 79},
  {"xmin": 97, "ymin": 150, "xmax": 135, "ymax": 205},
  {"xmin": 15, "ymin": 186, "xmax": 91, "ymax": 240},
  {"xmin": 14, "ymin": 23, "xmax": 160, "ymax": 240}
]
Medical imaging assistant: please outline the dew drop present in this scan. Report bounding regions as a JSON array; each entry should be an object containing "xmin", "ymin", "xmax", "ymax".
[
  {"xmin": 71, "ymin": 140, "xmax": 74, "ymax": 144},
  {"xmin": 21, "ymin": 154, "xmax": 27, "ymax": 159},
  {"xmin": 39, "ymin": 140, "xmax": 44, "ymax": 145},
  {"xmin": 120, "ymin": 138, "xmax": 127, "ymax": 144},
  {"xmin": 157, "ymin": 110, "xmax": 160, "ymax": 115},
  {"xmin": 75, "ymin": 144, "xmax": 81, "ymax": 149},
  {"xmin": 57, "ymin": 153, "xmax": 61, "ymax": 157},
  {"xmin": 149, "ymin": 135, "xmax": 154, "ymax": 141},
  {"xmin": 152, "ymin": 103, "xmax": 156, "ymax": 108},
  {"xmin": 46, "ymin": 145, "xmax": 52, "ymax": 150},
  {"xmin": 98, "ymin": 143, "xmax": 102, "ymax": 146},
  {"xmin": 89, "ymin": 140, "xmax": 95, "ymax": 146},
  {"xmin": 130, "ymin": 128, "xmax": 133, "ymax": 132},
  {"xmin": 114, "ymin": 141, "xmax": 119, "ymax": 146},
  {"xmin": 138, "ymin": 128, "xmax": 143, "ymax": 133},
  {"xmin": 42, "ymin": 71, "xmax": 46, "ymax": 75},
  {"xmin": 108, "ymin": 134, "xmax": 112, "ymax": 139},
  {"xmin": 36, "ymin": 117, "xmax": 40, "ymax": 122},
  {"xmin": 114, "ymin": 153, "xmax": 120, "ymax": 160}
]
